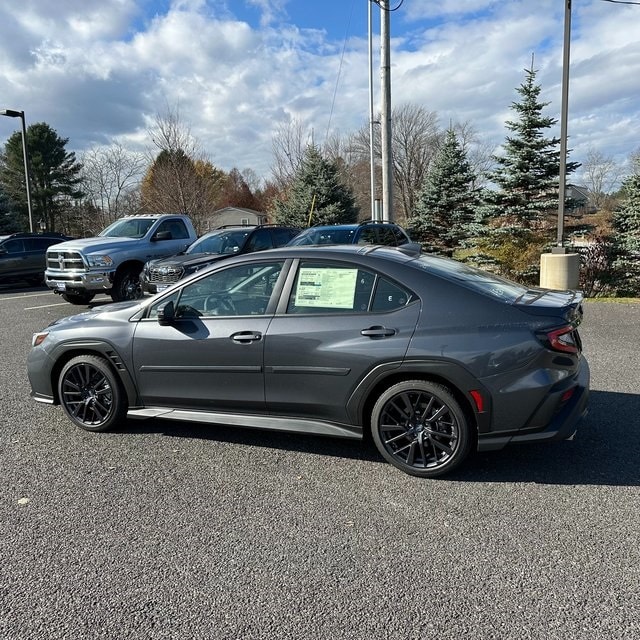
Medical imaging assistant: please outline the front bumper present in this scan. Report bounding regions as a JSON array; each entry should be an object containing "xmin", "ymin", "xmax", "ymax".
[{"xmin": 45, "ymin": 269, "xmax": 115, "ymax": 293}]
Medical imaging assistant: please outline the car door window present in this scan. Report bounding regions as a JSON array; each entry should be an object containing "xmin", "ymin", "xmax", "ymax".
[
  {"xmin": 167, "ymin": 261, "xmax": 284, "ymax": 318},
  {"xmin": 286, "ymin": 261, "xmax": 415, "ymax": 315},
  {"xmin": 286, "ymin": 263, "xmax": 376, "ymax": 314},
  {"xmin": 156, "ymin": 219, "xmax": 189, "ymax": 239}
]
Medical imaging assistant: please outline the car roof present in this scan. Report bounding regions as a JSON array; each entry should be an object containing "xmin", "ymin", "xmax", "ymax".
[{"xmin": 224, "ymin": 243, "xmax": 420, "ymax": 265}]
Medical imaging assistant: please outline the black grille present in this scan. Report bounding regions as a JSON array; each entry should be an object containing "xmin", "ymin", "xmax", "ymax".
[{"xmin": 147, "ymin": 266, "xmax": 185, "ymax": 284}]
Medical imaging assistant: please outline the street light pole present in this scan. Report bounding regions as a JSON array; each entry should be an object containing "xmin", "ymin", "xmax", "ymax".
[
  {"xmin": 556, "ymin": 0, "xmax": 572, "ymax": 249},
  {"xmin": 1, "ymin": 108, "xmax": 34, "ymax": 233},
  {"xmin": 368, "ymin": 0, "xmax": 377, "ymax": 221},
  {"xmin": 380, "ymin": 0, "xmax": 393, "ymax": 223}
]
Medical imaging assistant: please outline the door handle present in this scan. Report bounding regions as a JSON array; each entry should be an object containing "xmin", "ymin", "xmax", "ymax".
[
  {"xmin": 361, "ymin": 326, "xmax": 396, "ymax": 338},
  {"xmin": 231, "ymin": 331, "xmax": 262, "ymax": 344}
]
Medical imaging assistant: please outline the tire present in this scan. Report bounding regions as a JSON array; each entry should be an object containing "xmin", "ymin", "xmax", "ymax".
[
  {"xmin": 62, "ymin": 292, "xmax": 96, "ymax": 305},
  {"xmin": 371, "ymin": 380, "xmax": 473, "ymax": 478},
  {"xmin": 111, "ymin": 266, "xmax": 143, "ymax": 302},
  {"xmin": 57, "ymin": 355, "xmax": 128, "ymax": 432}
]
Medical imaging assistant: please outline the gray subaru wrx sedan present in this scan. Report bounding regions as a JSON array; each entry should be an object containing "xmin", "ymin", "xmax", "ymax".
[{"xmin": 27, "ymin": 244, "xmax": 589, "ymax": 478}]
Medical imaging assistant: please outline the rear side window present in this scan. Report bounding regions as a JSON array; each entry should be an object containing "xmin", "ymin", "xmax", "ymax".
[
  {"xmin": 271, "ymin": 227, "xmax": 298, "ymax": 246},
  {"xmin": 412, "ymin": 255, "xmax": 527, "ymax": 302},
  {"xmin": 286, "ymin": 262, "xmax": 415, "ymax": 314},
  {"xmin": 357, "ymin": 227, "xmax": 378, "ymax": 245},
  {"xmin": 245, "ymin": 229, "xmax": 273, "ymax": 252},
  {"xmin": 2, "ymin": 239, "xmax": 25, "ymax": 253}
]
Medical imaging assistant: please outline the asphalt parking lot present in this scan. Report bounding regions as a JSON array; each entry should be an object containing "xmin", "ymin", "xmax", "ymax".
[{"xmin": 1, "ymin": 286, "xmax": 639, "ymax": 639}]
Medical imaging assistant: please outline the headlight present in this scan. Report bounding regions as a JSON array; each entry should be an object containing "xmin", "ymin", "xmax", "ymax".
[
  {"xmin": 32, "ymin": 332, "xmax": 49, "ymax": 347},
  {"xmin": 87, "ymin": 255, "xmax": 114, "ymax": 268}
]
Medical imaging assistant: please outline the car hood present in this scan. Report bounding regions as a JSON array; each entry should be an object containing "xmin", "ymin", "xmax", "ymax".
[
  {"xmin": 147, "ymin": 252, "xmax": 227, "ymax": 269},
  {"xmin": 46, "ymin": 299, "xmax": 144, "ymax": 330},
  {"xmin": 47, "ymin": 237, "xmax": 141, "ymax": 254}
]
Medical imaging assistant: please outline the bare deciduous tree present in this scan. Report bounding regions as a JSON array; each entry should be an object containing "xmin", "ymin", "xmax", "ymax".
[
  {"xmin": 81, "ymin": 142, "xmax": 146, "ymax": 228},
  {"xmin": 350, "ymin": 103, "xmax": 442, "ymax": 222},
  {"xmin": 142, "ymin": 107, "xmax": 225, "ymax": 232},
  {"xmin": 271, "ymin": 118, "xmax": 311, "ymax": 191},
  {"xmin": 581, "ymin": 147, "xmax": 621, "ymax": 209}
]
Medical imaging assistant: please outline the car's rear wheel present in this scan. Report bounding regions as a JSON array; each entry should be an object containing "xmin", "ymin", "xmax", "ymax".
[
  {"xmin": 371, "ymin": 380, "xmax": 472, "ymax": 478},
  {"xmin": 111, "ymin": 266, "xmax": 143, "ymax": 302},
  {"xmin": 61, "ymin": 292, "xmax": 96, "ymax": 305},
  {"xmin": 57, "ymin": 355, "xmax": 128, "ymax": 432}
]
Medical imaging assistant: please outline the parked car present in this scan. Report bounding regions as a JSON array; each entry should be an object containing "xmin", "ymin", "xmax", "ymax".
[
  {"xmin": 27, "ymin": 244, "xmax": 589, "ymax": 478},
  {"xmin": 45, "ymin": 214, "xmax": 197, "ymax": 305},
  {"xmin": 287, "ymin": 221, "xmax": 411, "ymax": 247},
  {"xmin": 140, "ymin": 224, "xmax": 300, "ymax": 294},
  {"xmin": 0, "ymin": 232, "xmax": 72, "ymax": 286}
]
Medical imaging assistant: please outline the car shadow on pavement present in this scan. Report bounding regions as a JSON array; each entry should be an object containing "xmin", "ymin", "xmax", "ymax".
[
  {"xmin": 448, "ymin": 389, "xmax": 640, "ymax": 486},
  {"xmin": 118, "ymin": 389, "xmax": 640, "ymax": 487}
]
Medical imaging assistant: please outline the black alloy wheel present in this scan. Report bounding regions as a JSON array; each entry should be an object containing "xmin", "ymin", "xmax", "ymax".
[
  {"xmin": 112, "ymin": 266, "xmax": 143, "ymax": 302},
  {"xmin": 58, "ymin": 355, "xmax": 128, "ymax": 431},
  {"xmin": 371, "ymin": 380, "xmax": 472, "ymax": 478}
]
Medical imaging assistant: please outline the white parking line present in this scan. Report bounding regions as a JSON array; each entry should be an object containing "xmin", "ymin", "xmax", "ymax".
[
  {"xmin": 24, "ymin": 302, "xmax": 72, "ymax": 310},
  {"xmin": 0, "ymin": 292, "xmax": 53, "ymax": 301}
]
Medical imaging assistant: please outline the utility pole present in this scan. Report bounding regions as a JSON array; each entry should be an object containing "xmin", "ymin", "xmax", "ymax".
[
  {"xmin": 368, "ymin": 0, "xmax": 377, "ymax": 220},
  {"xmin": 556, "ymin": 0, "xmax": 571, "ymax": 249},
  {"xmin": 380, "ymin": 0, "xmax": 393, "ymax": 222}
]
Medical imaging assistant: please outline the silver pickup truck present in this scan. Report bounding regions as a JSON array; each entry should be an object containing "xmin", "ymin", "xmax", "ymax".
[{"xmin": 44, "ymin": 214, "xmax": 197, "ymax": 305}]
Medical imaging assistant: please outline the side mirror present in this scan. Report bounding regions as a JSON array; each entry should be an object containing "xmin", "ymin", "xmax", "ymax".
[
  {"xmin": 157, "ymin": 300, "xmax": 175, "ymax": 325},
  {"xmin": 152, "ymin": 231, "xmax": 172, "ymax": 242}
]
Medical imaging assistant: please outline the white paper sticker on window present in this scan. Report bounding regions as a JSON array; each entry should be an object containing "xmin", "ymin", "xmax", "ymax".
[{"xmin": 296, "ymin": 268, "xmax": 358, "ymax": 308}]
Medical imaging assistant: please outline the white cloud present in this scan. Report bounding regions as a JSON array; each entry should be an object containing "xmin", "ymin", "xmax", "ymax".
[{"xmin": 0, "ymin": 0, "xmax": 638, "ymax": 184}]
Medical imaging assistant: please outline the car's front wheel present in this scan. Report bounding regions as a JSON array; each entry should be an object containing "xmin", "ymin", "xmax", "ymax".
[
  {"xmin": 371, "ymin": 380, "xmax": 473, "ymax": 478},
  {"xmin": 57, "ymin": 355, "xmax": 128, "ymax": 432}
]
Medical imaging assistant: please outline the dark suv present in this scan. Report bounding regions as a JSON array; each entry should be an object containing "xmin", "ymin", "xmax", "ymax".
[
  {"xmin": 0, "ymin": 232, "xmax": 71, "ymax": 286},
  {"xmin": 287, "ymin": 221, "xmax": 411, "ymax": 247},
  {"xmin": 140, "ymin": 224, "xmax": 300, "ymax": 294}
]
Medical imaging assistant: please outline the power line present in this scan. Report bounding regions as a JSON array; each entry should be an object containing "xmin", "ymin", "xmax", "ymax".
[
  {"xmin": 325, "ymin": 0, "xmax": 356, "ymax": 146},
  {"xmin": 600, "ymin": 0, "xmax": 640, "ymax": 5}
]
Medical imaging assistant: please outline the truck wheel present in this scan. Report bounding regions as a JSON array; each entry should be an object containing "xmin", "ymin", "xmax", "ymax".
[
  {"xmin": 62, "ymin": 292, "xmax": 96, "ymax": 305},
  {"xmin": 111, "ymin": 266, "xmax": 143, "ymax": 302}
]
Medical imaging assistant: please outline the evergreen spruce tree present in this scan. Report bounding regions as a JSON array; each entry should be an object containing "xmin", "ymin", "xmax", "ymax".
[
  {"xmin": 612, "ymin": 169, "xmax": 640, "ymax": 296},
  {"xmin": 0, "ymin": 122, "xmax": 83, "ymax": 232},
  {"xmin": 272, "ymin": 144, "xmax": 358, "ymax": 228},
  {"xmin": 480, "ymin": 61, "xmax": 579, "ymax": 283},
  {"xmin": 409, "ymin": 128, "xmax": 479, "ymax": 256},
  {"xmin": 0, "ymin": 187, "xmax": 20, "ymax": 233}
]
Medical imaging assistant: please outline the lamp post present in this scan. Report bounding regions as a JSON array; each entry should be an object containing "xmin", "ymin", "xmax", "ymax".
[
  {"xmin": 556, "ymin": 0, "xmax": 572, "ymax": 250},
  {"xmin": 0, "ymin": 108, "xmax": 34, "ymax": 233}
]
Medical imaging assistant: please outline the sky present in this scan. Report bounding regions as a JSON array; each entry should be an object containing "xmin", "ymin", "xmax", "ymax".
[{"xmin": 1, "ymin": 0, "xmax": 639, "ymax": 186}]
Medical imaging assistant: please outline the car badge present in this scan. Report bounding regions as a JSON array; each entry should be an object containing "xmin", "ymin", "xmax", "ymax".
[{"xmin": 58, "ymin": 255, "xmax": 65, "ymax": 269}]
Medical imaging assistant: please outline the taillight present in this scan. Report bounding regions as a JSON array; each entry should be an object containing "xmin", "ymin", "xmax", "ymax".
[{"xmin": 545, "ymin": 326, "xmax": 579, "ymax": 354}]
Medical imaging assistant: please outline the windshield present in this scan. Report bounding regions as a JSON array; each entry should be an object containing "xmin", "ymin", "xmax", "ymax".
[
  {"xmin": 186, "ymin": 229, "xmax": 252, "ymax": 255},
  {"xmin": 100, "ymin": 218, "xmax": 156, "ymax": 239},
  {"xmin": 411, "ymin": 255, "xmax": 528, "ymax": 303},
  {"xmin": 288, "ymin": 227, "xmax": 356, "ymax": 246}
]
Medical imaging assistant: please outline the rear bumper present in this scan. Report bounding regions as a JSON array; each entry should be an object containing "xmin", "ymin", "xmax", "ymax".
[{"xmin": 478, "ymin": 358, "xmax": 590, "ymax": 452}]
